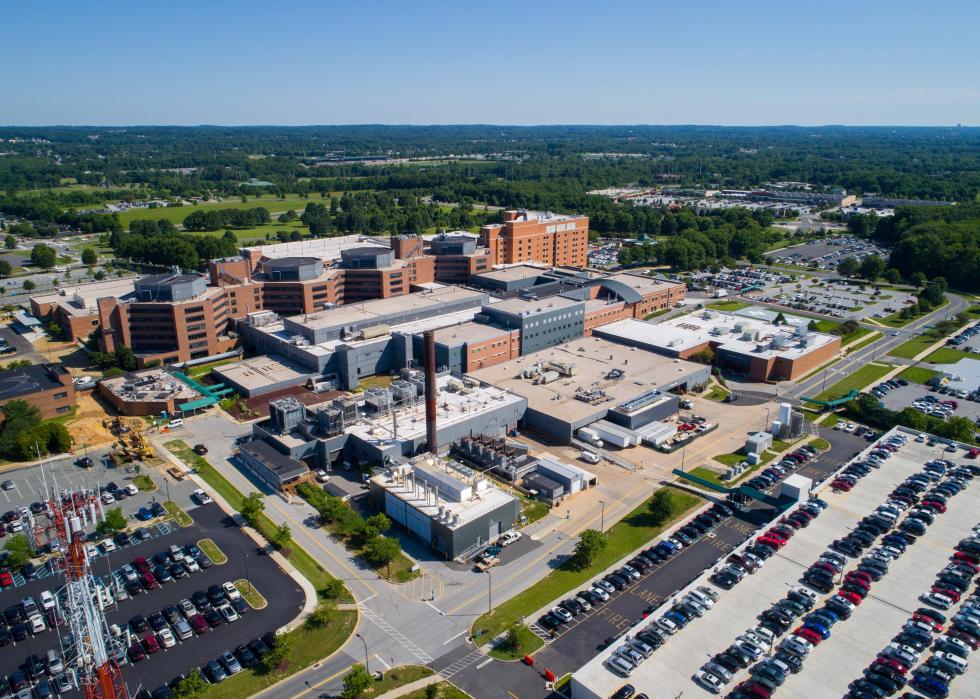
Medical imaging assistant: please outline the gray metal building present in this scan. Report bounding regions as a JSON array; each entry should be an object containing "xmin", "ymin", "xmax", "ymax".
[
  {"xmin": 238, "ymin": 439, "xmax": 310, "ymax": 491},
  {"xmin": 481, "ymin": 296, "xmax": 585, "ymax": 355}
]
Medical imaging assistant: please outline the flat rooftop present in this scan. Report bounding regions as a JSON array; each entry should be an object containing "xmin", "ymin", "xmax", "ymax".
[
  {"xmin": 599, "ymin": 272, "xmax": 684, "ymax": 296},
  {"xmin": 430, "ymin": 321, "xmax": 513, "ymax": 346},
  {"xmin": 348, "ymin": 374, "xmax": 526, "ymax": 447},
  {"xmin": 32, "ymin": 278, "xmax": 137, "ymax": 314},
  {"xmin": 473, "ymin": 265, "xmax": 552, "ymax": 283},
  {"xmin": 938, "ymin": 357, "xmax": 980, "ymax": 392},
  {"xmin": 370, "ymin": 454, "xmax": 517, "ymax": 530},
  {"xmin": 289, "ymin": 286, "xmax": 485, "ymax": 332},
  {"xmin": 212, "ymin": 355, "xmax": 310, "ymax": 391},
  {"xmin": 598, "ymin": 308, "xmax": 838, "ymax": 360},
  {"xmin": 487, "ymin": 295, "xmax": 582, "ymax": 317},
  {"xmin": 99, "ymin": 369, "xmax": 199, "ymax": 403},
  {"xmin": 243, "ymin": 235, "xmax": 389, "ymax": 260},
  {"xmin": 240, "ymin": 439, "xmax": 309, "ymax": 481},
  {"xmin": 502, "ymin": 210, "xmax": 585, "ymax": 224},
  {"xmin": 469, "ymin": 337, "xmax": 704, "ymax": 424},
  {"xmin": 0, "ymin": 364, "xmax": 69, "ymax": 401}
]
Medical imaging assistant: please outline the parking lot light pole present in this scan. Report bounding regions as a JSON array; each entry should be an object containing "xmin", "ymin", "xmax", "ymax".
[
  {"xmin": 356, "ymin": 632, "xmax": 370, "ymax": 675},
  {"xmin": 599, "ymin": 500, "xmax": 606, "ymax": 532},
  {"xmin": 487, "ymin": 571, "xmax": 492, "ymax": 613},
  {"xmin": 242, "ymin": 551, "xmax": 252, "ymax": 593}
]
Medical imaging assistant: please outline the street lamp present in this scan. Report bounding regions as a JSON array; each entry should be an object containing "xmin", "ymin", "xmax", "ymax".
[
  {"xmin": 355, "ymin": 632, "xmax": 370, "ymax": 675},
  {"xmin": 242, "ymin": 551, "xmax": 252, "ymax": 593},
  {"xmin": 487, "ymin": 570, "xmax": 493, "ymax": 613},
  {"xmin": 599, "ymin": 500, "xmax": 606, "ymax": 532}
]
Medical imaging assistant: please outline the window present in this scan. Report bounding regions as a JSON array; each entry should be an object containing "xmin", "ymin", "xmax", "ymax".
[
  {"xmin": 56, "ymin": 406, "xmax": 71, "ymax": 415},
  {"xmin": 54, "ymin": 391, "xmax": 69, "ymax": 399}
]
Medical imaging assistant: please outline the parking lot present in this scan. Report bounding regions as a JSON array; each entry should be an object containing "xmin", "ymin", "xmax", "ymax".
[
  {"xmin": 878, "ymin": 383, "xmax": 980, "ymax": 426},
  {"xmin": 0, "ymin": 503, "xmax": 304, "ymax": 696},
  {"xmin": 509, "ymin": 431, "xmax": 867, "ymax": 681},
  {"xmin": 0, "ymin": 450, "xmax": 200, "ymax": 540},
  {"xmin": 768, "ymin": 238, "xmax": 889, "ymax": 273},
  {"xmin": 581, "ymin": 431, "xmax": 978, "ymax": 698},
  {"xmin": 751, "ymin": 277, "xmax": 916, "ymax": 321}
]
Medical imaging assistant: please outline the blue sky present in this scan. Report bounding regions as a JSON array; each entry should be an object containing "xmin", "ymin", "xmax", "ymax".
[{"xmin": 1, "ymin": 0, "xmax": 977, "ymax": 125}]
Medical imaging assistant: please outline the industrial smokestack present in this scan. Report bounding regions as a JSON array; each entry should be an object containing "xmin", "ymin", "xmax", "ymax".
[{"xmin": 424, "ymin": 329, "xmax": 438, "ymax": 454}]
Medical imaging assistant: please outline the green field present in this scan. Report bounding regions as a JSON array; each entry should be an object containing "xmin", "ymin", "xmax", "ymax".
[
  {"xmin": 705, "ymin": 385, "xmax": 731, "ymax": 401},
  {"xmin": 898, "ymin": 366, "xmax": 940, "ymax": 385},
  {"xmin": 118, "ymin": 194, "xmax": 338, "ymax": 228},
  {"xmin": 923, "ymin": 347, "xmax": 980, "ymax": 364},
  {"xmin": 183, "ymin": 223, "xmax": 310, "ymax": 243},
  {"xmin": 847, "ymin": 332, "xmax": 881, "ymax": 353},
  {"xmin": 877, "ymin": 299, "xmax": 948, "ymax": 328},
  {"xmin": 888, "ymin": 334, "xmax": 943, "ymax": 359},
  {"xmin": 813, "ymin": 363, "xmax": 894, "ymax": 401},
  {"xmin": 707, "ymin": 300, "xmax": 751, "ymax": 311}
]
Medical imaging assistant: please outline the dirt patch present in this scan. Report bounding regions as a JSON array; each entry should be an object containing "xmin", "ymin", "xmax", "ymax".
[{"xmin": 66, "ymin": 392, "xmax": 116, "ymax": 448}]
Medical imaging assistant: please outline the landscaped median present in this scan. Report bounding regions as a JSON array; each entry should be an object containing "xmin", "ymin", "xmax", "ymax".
[
  {"xmin": 163, "ymin": 500, "xmax": 192, "ymax": 527},
  {"xmin": 812, "ymin": 362, "xmax": 894, "ymax": 402},
  {"xmin": 197, "ymin": 538, "xmax": 228, "ymax": 564},
  {"xmin": 471, "ymin": 486, "xmax": 702, "ymax": 654}
]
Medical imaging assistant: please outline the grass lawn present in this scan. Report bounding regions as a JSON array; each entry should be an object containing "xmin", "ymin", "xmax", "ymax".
[
  {"xmin": 923, "ymin": 347, "xmax": 980, "ymax": 364},
  {"xmin": 163, "ymin": 501, "xmax": 193, "ymax": 527},
  {"xmin": 819, "ymin": 413, "xmax": 842, "ymax": 428},
  {"xmin": 898, "ymin": 366, "xmax": 940, "ymax": 385},
  {"xmin": 197, "ymin": 538, "xmax": 228, "ymax": 565},
  {"xmin": 234, "ymin": 578, "xmax": 268, "ymax": 609},
  {"xmin": 878, "ymin": 299, "xmax": 949, "ymax": 328},
  {"xmin": 400, "ymin": 682, "xmax": 471, "ymax": 699},
  {"xmin": 847, "ymin": 332, "xmax": 881, "ymax": 353},
  {"xmin": 799, "ymin": 357, "xmax": 842, "ymax": 383},
  {"xmin": 643, "ymin": 308, "xmax": 672, "ymax": 320},
  {"xmin": 812, "ymin": 363, "xmax": 894, "ymax": 401},
  {"xmin": 132, "ymin": 474, "xmax": 156, "ymax": 491},
  {"xmin": 185, "ymin": 358, "xmax": 239, "ymax": 380},
  {"xmin": 808, "ymin": 438, "xmax": 831, "ymax": 451},
  {"xmin": 118, "ymin": 194, "xmax": 331, "ymax": 228},
  {"xmin": 519, "ymin": 496, "xmax": 550, "ymax": 526},
  {"xmin": 887, "ymin": 334, "xmax": 940, "ymax": 359},
  {"xmin": 364, "ymin": 666, "xmax": 434, "ymax": 697},
  {"xmin": 705, "ymin": 385, "xmax": 731, "ymax": 401},
  {"xmin": 685, "ymin": 466, "xmax": 728, "ymax": 488},
  {"xmin": 202, "ymin": 609, "xmax": 356, "ymax": 699},
  {"xmin": 707, "ymin": 300, "xmax": 751, "ymax": 311},
  {"xmin": 471, "ymin": 487, "xmax": 702, "ymax": 642},
  {"xmin": 966, "ymin": 305, "xmax": 980, "ymax": 318}
]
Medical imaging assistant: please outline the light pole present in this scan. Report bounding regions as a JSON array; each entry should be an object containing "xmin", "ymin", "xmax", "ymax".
[
  {"xmin": 242, "ymin": 551, "xmax": 252, "ymax": 593},
  {"xmin": 356, "ymin": 632, "xmax": 370, "ymax": 675},
  {"xmin": 487, "ymin": 571, "xmax": 493, "ymax": 613},
  {"xmin": 599, "ymin": 500, "xmax": 606, "ymax": 532}
]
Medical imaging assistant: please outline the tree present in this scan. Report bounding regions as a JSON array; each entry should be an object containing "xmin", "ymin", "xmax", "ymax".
[
  {"xmin": 858, "ymin": 255, "xmax": 886, "ymax": 282},
  {"xmin": 81, "ymin": 247, "xmax": 97, "ymax": 265},
  {"xmin": 30, "ymin": 244, "xmax": 56, "ymax": 270},
  {"xmin": 502, "ymin": 622, "xmax": 536, "ymax": 653},
  {"xmin": 774, "ymin": 312, "xmax": 787, "ymax": 325},
  {"xmin": 4, "ymin": 534, "xmax": 33, "ymax": 569},
  {"xmin": 571, "ymin": 529, "xmax": 607, "ymax": 569},
  {"xmin": 172, "ymin": 672, "xmax": 209, "ymax": 699},
  {"xmin": 910, "ymin": 272, "xmax": 927, "ymax": 288},
  {"xmin": 240, "ymin": 492, "xmax": 265, "ymax": 526},
  {"xmin": 341, "ymin": 664, "xmax": 374, "ymax": 699},
  {"xmin": 93, "ymin": 270, "xmax": 105, "ymax": 280},
  {"xmin": 364, "ymin": 535, "xmax": 401, "ymax": 576},
  {"xmin": 884, "ymin": 268, "xmax": 902, "ymax": 284},
  {"xmin": 648, "ymin": 489, "xmax": 674, "ymax": 525},
  {"xmin": 836, "ymin": 256, "xmax": 860, "ymax": 278},
  {"xmin": 807, "ymin": 320, "xmax": 819, "ymax": 331},
  {"xmin": 97, "ymin": 507, "xmax": 127, "ymax": 536},
  {"xmin": 323, "ymin": 578, "xmax": 346, "ymax": 600},
  {"xmin": 363, "ymin": 513, "xmax": 391, "ymax": 539},
  {"xmin": 3, "ymin": 235, "xmax": 16, "ymax": 250},
  {"xmin": 272, "ymin": 523, "xmax": 292, "ymax": 550},
  {"xmin": 0, "ymin": 260, "xmax": 10, "ymax": 278},
  {"xmin": 838, "ymin": 319, "xmax": 859, "ymax": 338},
  {"xmin": 261, "ymin": 634, "xmax": 290, "ymax": 672},
  {"xmin": 22, "ymin": 280, "xmax": 35, "ymax": 292},
  {"xmin": 305, "ymin": 601, "xmax": 336, "ymax": 629},
  {"xmin": 691, "ymin": 347, "xmax": 715, "ymax": 365}
]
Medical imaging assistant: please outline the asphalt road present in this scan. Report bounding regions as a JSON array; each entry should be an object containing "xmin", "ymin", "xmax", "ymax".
[
  {"xmin": 440, "ymin": 430, "xmax": 867, "ymax": 699},
  {"xmin": 0, "ymin": 503, "xmax": 304, "ymax": 696},
  {"xmin": 0, "ymin": 327, "xmax": 45, "ymax": 365}
]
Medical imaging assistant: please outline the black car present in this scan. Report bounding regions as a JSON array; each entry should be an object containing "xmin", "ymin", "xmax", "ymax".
[
  {"xmin": 170, "ymin": 564, "xmax": 187, "ymax": 580},
  {"xmin": 114, "ymin": 531, "xmax": 131, "ymax": 547},
  {"xmin": 235, "ymin": 644, "xmax": 259, "ymax": 668},
  {"xmin": 712, "ymin": 653, "xmax": 741, "ymax": 674},
  {"xmin": 162, "ymin": 605, "xmax": 181, "ymax": 625},
  {"xmin": 605, "ymin": 574, "xmax": 628, "ymax": 590},
  {"xmin": 538, "ymin": 613, "xmax": 561, "ymax": 631},
  {"xmin": 711, "ymin": 571, "xmax": 738, "ymax": 590},
  {"xmin": 130, "ymin": 614, "xmax": 149, "ymax": 633},
  {"xmin": 231, "ymin": 597, "xmax": 249, "ymax": 615},
  {"xmin": 21, "ymin": 562, "xmax": 37, "ymax": 579},
  {"xmin": 208, "ymin": 585, "xmax": 227, "ymax": 606},
  {"xmin": 248, "ymin": 638, "xmax": 271, "ymax": 658},
  {"xmin": 10, "ymin": 623, "xmax": 28, "ymax": 642},
  {"xmin": 203, "ymin": 608, "xmax": 222, "ymax": 628},
  {"xmin": 4, "ymin": 605, "xmax": 24, "ymax": 625},
  {"xmin": 560, "ymin": 599, "xmax": 584, "ymax": 616},
  {"xmin": 610, "ymin": 685, "xmax": 635, "ymax": 699},
  {"xmin": 191, "ymin": 591, "xmax": 211, "ymax": 611},
  {"xmin": 24, "ymin": 654, "xmax": 45, "ymax": 680},
  {"xmin": 125, "ymin": 580, "xmax": 143, "ymax": 597},
  {"xmin": 636, "ymin": 630, "xmax": 663, "ymax": 649}
]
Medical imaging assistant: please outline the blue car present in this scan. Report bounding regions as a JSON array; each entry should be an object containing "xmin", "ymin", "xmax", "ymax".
[
  {"xmin": 802, "ymin": 622, "xmax": 830, "ymax": 640},
  {"xmin": 912, "ymin": 674, "xmax": 949, "ymax": 698},
  {"xmin": 135, "ymin": 507, "xmax": 153, "ymax": 521},
  {"xmin": 664, "ymin": 610, "xmax": 688, "ymax": 628}
]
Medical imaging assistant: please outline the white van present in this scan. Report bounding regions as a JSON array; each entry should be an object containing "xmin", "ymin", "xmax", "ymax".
[
  {"xmin": 580, "ymin": 451, "xmax": 600, "ymax": 465},
  {"xmin": 168, "ymin": 418, "xmax": 184, "ymax": 428},
  {"xmin": 46, "ymin": 650, "xmax": 63, "ymax": 675}
]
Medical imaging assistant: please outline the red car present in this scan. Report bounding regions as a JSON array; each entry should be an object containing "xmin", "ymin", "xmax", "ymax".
[
  {"xmin": 844, "ymin": 577, "xmax": 871, "ymax": 591},
  {"xmin": 0, "ymin": 571, "xmax": 13, "ymax": 588},
  {"xmin": 951, "ymin": 557, "xmax": 979, "ymax": 572},
  {"xmin": 838, "ymin": 590, "xmax": 863, "ymax": 605},
  {"xmin": 127, "ymin": 643, "xmax": 146, "ymax": 663},
  {"xmin": 738, "ymin": 681, "xmax": 772, "ymax": 699},
  {"xmin": 846, "ymin": 571, "xmax": 872, "ymax": 583},
  {"xmin": 142, "ymin": 633, "xmax": 160, "ymax": 654},
  {"xmin": 780, "ymin": 517, "xmax": 803, "ymax": 530},
  {"xmin": 948, "ymin": 629, "xmax": 979, "ymax": 650},
  {"xmin": 140, "ymin": 572, "xmax": 159, "ymax": 591},
  {"xmin": 133, "ymin": 556, "xmax": 151, "ymax": 574},
  {"xmin": 766, "ymin": 529, "xmax": 790, "ymax": 541},
  {"xmin": 813, "ymin": 562, "xmax": 839, "ymax": 575},
  {"xmin": 912, "ymin": 613, "xmax": 943, "ymax": 632},
  {"xmin": 922, "ymin": 500, "xmax": 947, "ymax": 513},
  {"xmin": 794, "ymin": 628, "xmax": 823, "ymax": 645},
  {"xmin": 876, "ymin": 657, "xmax": 908, "ymax": 675},
  {"xmin": 953, "ymin": 551, "xmax": 980, "ymax": 565},
  {"xmin": 831, "ymin": 480, "xmax": 854, "ymax": 492},
  {"xmin": 932, "ymin": 586, "xmax": 961, "ymax": 602},
  {"xmin": 188, "ymin": 614, "xmax": 208, "ymax": 635},
  {"xmin": 757, "ymin": 535, "xmax": 785, "ymax": 549}
]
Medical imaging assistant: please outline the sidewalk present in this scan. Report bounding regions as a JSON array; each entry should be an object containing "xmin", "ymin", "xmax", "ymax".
[
  {"xmin": 377, "ymin": 675, "xmax": 442, "ymax": 699},
  {"xmin": 154, "ymin": 439, "xmax": 319, "ymax": 632}
]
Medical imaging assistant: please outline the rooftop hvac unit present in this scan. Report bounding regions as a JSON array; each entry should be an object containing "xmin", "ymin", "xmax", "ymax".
[
  {"xmin": 794, "ymin": 324, "xmax": 807, "ymax": 336},
  {"xmin": 289, "ymin": 335, "xmax": 308, "ymax": 346},
  {"xmin": 770, "ymin": 336, "xmax": 787, "ymax": 349},
  {"xmin": 710, "ymin": 326, "xmax": 726, "ymax": 336}
]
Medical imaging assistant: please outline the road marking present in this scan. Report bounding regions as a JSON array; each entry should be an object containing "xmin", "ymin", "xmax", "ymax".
[
  {"xmin": 507, "ymin": 691, "xmax": 520, "ymax": 699},
  {"xmin": 475, "ymin": 657, "xmax": 493, "ymax": 669},
  {"xmin": 373, "ymin": 654, "xmax": 391, "ymax": 670},
  {"xmin": 425, "ymin": 600, "xmax": 445, "ymax": 615},
  {"xmin": 443, "ymin": 630, "xmax": 468, "ymax": 645},
  {"xmin": 288, "ymin": 663, "xmax": 351, "ymax": 699}
]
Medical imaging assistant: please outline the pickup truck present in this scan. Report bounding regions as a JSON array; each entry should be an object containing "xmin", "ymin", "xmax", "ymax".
[{"xmin": 475, "ymin": 555, "xmax": 499, "ymax": 572}]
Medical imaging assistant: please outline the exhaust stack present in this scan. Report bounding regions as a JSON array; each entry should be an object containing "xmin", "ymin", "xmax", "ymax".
[{"xmin": 424, "ymin": 329, "xmax": 438, "ymax": 454}]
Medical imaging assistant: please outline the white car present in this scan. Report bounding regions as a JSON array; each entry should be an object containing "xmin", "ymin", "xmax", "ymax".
[
  {"xmin": 218, "ymin": 604, "xmax": 239, "ymax": 624},
  {"xmin": 694, "ymin": 669, "xmax": 724, "ymax": 694},
  {"xmin": 101, "ymin": 493, "xmax": 115, "ymax": 505},
  {"xmin": 124, "ymin": 484, "xmax": 138, "ymax": 496},
  {"xmin": 192, "ymin": 489, "xmax": 213, "ymax": 505},
  {"xmin": 28, "ymin": 615, "xmax": 46, "ymax": 634},
  {"xmin": 39, "ymin": 590, "xmax": 56, "ymax": 612},
  {"xmin": 590, "ymin": 586, "xmax": 610, "ymax": 602},
  {"xmin": 921, "ymin": 592, "xmax": 954, "ymax": 610},
  {"xmin": 498, "ymin": 531, "xmax": 522, "ymax": 547},
  {"xmin": 100, "ymin": 539, "xmax": 116, "ymax": 553},
  {"xmin": 222, "ymin": 582, "xmax": 242, "ymax": 601},
  {"xmin": 157, "ymin": 627, "xmax": 176, "ymax": 648},
  {"xmin": 656, "ymin": 617, "xmax": 678, "ymax": 634}
]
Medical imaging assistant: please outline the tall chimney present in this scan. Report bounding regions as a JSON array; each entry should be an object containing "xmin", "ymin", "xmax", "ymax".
[{"xmin": 424, "ymin": 329, "xmax": 438, "ymax": 454}]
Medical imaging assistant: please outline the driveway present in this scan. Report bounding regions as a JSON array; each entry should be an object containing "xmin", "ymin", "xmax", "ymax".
[{"xmin": 0, "ymin": 326, "xmax": 45, "ymax": 365}]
